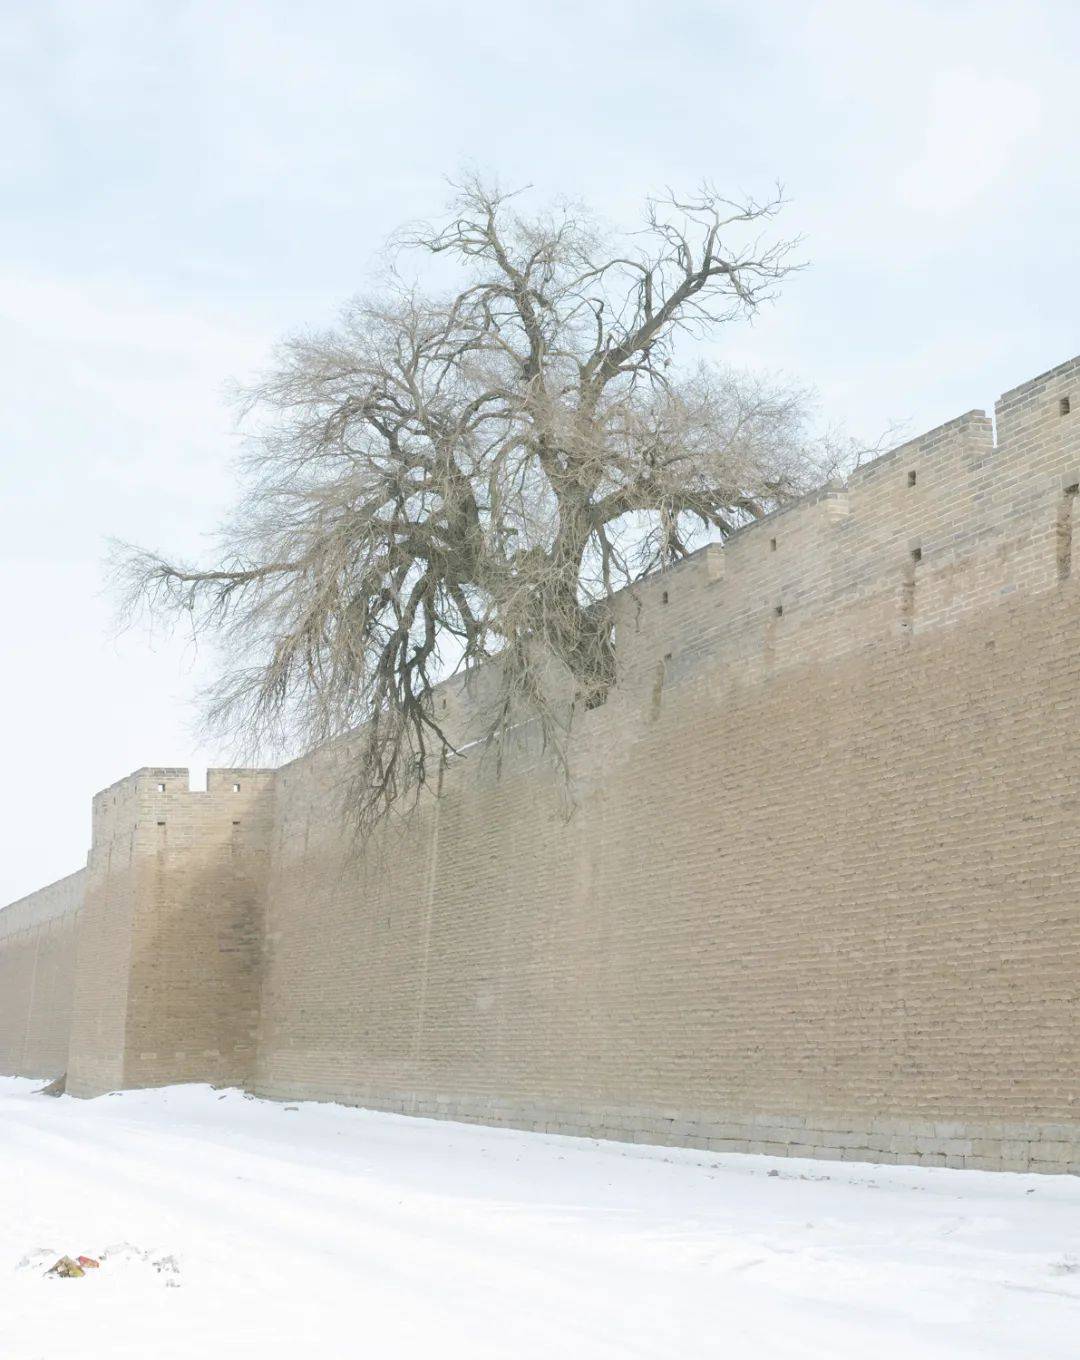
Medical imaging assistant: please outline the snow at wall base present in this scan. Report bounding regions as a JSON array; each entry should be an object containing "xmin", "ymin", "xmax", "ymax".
[{"xmin": 1, "ymin": 1076, "xmax": 1078, "ymax": 1359}]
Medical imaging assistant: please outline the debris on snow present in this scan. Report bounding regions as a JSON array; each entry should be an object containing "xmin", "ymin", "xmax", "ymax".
[{"xmin": 45, "ymin": 1256, "xmax": 85, "ymax": 1279}]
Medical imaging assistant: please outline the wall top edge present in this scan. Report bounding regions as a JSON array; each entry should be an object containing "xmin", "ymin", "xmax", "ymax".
[
  {"xmin": 636, "ymin": 352, "xmax": 1078, "ymax": 583},
  {"xmin": 0, "ymin": 865, "xmax": 86, "ymax": 935},
  {"xmin": 92, "ymin": 766, "xmax": 278, "ymax": 801},
  {"xmin": 997, "ymin": 352, "xmax": 1080, "ymax": 407}
]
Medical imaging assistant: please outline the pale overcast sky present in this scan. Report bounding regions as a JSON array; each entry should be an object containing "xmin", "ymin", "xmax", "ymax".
[{"xmin": 1, "ymin": 0, "xmax": 1077, "ymax": 901}]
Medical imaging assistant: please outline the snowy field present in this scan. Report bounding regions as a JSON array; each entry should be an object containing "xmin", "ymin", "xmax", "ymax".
[{"xmin": 1, "ymin": 1077, "xmax": 1078, "ymax": 1359}]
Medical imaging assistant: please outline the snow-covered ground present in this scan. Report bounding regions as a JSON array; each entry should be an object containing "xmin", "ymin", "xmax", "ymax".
[{"xmin": 1, "ymin": 1077, "xmax": 1078, "ymax": 1359}]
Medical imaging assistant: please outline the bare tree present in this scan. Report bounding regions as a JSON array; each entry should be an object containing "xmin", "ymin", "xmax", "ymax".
[{"xmin": 115, "ymin": 175, "xmax": 840, "ymax": 831}]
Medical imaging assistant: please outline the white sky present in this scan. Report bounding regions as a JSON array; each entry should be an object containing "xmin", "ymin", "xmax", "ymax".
[{"xmin": 2, "ymin": 0, "xmax": 1078, "ymax": 902}]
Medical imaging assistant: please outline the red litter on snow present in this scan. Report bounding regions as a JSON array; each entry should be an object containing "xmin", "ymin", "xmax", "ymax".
[{"xmin": 45, "ymin": 1254, "xmax": 101, "ymax": 1278}]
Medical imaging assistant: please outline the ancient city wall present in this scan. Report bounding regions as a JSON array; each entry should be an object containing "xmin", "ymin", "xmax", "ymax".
[
  {"xmin": 0, "ymin": 871, "xmax": 84, "ymax": 1078},
  {"xmin": 251, "ymin": 356, "xmax": 1080, "ymax": 1173},
  {"xmin": 1, "ymin": 354, "xmax": 1079, "ymax": 1173}
]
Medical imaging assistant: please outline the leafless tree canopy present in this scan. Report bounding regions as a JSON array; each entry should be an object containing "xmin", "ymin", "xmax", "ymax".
[{"xmin": 116, "ymin": 176, "xmax": 846, "ymax": 831}]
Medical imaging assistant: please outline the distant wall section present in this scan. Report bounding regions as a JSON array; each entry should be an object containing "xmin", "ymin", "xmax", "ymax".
[{"xmin": 0, "ymin": 870, "xmax": 84, "ymax": 1079}]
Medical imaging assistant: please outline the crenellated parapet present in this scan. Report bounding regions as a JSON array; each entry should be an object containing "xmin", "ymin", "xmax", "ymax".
[
  {"xmin": 90, "ymin": 766, "xmax": 276, "ymax": 848},
  {"xmin": 607, "ymin": 355, "xmax": 1080, "ymax": 703}
]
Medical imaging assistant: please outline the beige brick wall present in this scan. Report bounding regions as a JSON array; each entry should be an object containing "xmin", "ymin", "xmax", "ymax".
[
  {"xmin": 250, "ymin": 356, "xmax": 1080, "ymax": 1172},
  {"xmin": 4, "ymin": 354, "xmax": 1080, "ymax": 1174},
  {"xmin": 67, "ymin": 772, "xmax": 144, "ymax": 1095},
  {"xmin": 67, "ymin": 767, "xmax": 275, "ymax": 1096},
  {"xmin": 122, "ymin": 767, "xmax": 275, "ymax": 1090},
  {"xmin": 0, "ymin": 870, "xmax": 84, "ymax": 1078}
]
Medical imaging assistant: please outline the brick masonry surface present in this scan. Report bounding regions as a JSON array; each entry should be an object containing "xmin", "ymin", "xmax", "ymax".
[{"xmin": 3, "ymin": 356, "xmax": 1080, "ymax": 1173}]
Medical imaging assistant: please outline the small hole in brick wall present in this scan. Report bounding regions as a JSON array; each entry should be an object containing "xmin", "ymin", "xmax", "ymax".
[
  {"xmin": 661, "ymin": 589, "xmax": 669, "ymax": 604},
  {"xmin": 232, "ymin": 820, "xmax": 240, "ymax": 826},
  {"xmin": 911, "ymin": 547, "xmax": 922, "ymax": 563},
  {"xmin": 907, "ymin": 470, "xmax": 917, "ymax": 488},
  {"xmin": 1061, "ymin": 396, "xmax": 1072, "ymax": 416},
  {"xmin": 156, "ymin": 820, "xmax": 165, "ymax": 827},
  {"xmin": 1066, "ymin": 483, "xmax": 1079, "ymax": 497},
  {"xmin": 156, "ymin": 782, "xmax": 165, "ymax": 792},
  {"xmin": 664, "ymin": 651, "xmax": 672, "ymax": 661},
  {"xmin": 774, "ymin": 603, "xmax": 784, "ymax": 617},
  {"xmin": 232, "ymin": 782, "xmax": 241, "ymax": 792},
  {"xmin": 770, "ymin": 537, "xmax": 777, "ymax": 552}
]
